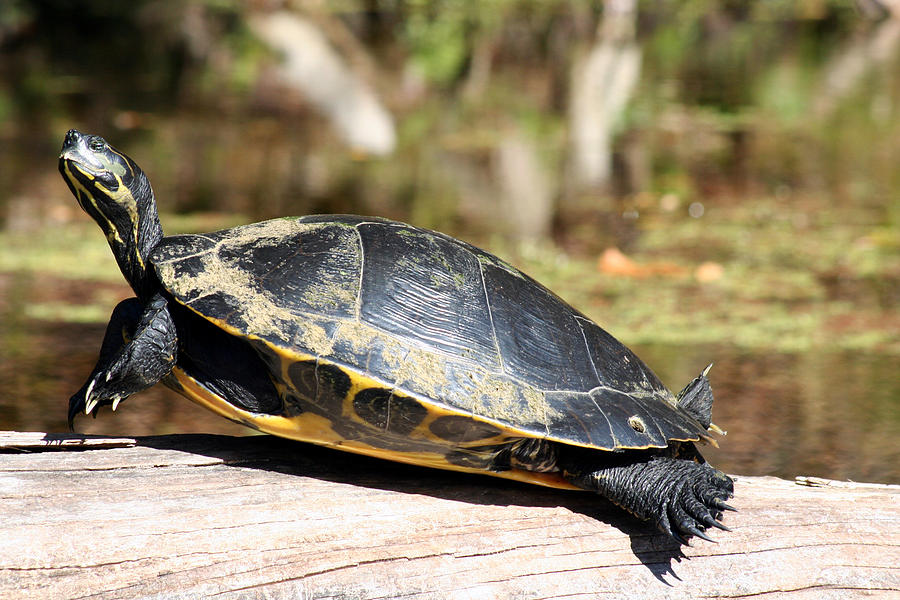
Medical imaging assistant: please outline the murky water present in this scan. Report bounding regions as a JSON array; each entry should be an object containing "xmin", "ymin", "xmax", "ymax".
[
  {"xmin": 637, "ymin": 344, "xmax": 900, "ymax": 484},
  {"xmin": 2, "ymin": 289, "xmax": 897, "ymax": 484}
]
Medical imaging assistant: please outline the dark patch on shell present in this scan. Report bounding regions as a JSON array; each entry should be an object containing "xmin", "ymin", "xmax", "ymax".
[
  {"xmin": 313, "ymin": 362, "xmax": 352, "ymax": 415},
  {"xmin": 429, "ymin": 415, "xmax": 503, "ymax": 443},
  {"xmin": 287, "ymin": 359, "xmax": 319, "ymax": 400},
  {"xmin": 353, "ymin": 387, "xmax": 429, "ymax": 436}
]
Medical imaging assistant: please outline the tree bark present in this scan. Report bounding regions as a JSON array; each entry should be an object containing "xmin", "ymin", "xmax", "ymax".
[{"xmin": 2, "ymin": 431, "xmax": 898, "ymax": 599}]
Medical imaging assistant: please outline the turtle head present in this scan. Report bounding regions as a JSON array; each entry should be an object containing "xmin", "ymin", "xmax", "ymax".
[{"xmin": 59, "ymin": 129, "xmax": 162, "ymax": 299}]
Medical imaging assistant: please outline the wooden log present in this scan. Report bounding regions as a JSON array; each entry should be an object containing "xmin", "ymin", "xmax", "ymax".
[{"xmin": 2, "ymin": 431, "xmax": 898, "ymax": 599}]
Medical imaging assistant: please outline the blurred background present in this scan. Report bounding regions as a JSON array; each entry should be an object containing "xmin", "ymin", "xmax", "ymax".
[{"xmin": 0, "ymin": 0, "xmax": 897, "ymax": 483}]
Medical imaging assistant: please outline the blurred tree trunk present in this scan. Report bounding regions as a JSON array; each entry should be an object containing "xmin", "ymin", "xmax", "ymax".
[
  {"xmin": 495, "ymin": 127, "xmax": 555, "ymax": 242},
  {"xmin": 248, "ymin": 10, "xmax": 396, "ymax": 157},
  {"xmin": 814, "ymin": 0, "xmax": 900, "ymax": 117},
  {"xmin": 568, "ymin": 0, "xmax": 641, "ymax": 205}
]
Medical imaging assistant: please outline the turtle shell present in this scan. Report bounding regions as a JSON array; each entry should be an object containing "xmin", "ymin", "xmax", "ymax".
[{"xmin": 151, "ymin": 215, "xmax": 710, "ymax": 474}]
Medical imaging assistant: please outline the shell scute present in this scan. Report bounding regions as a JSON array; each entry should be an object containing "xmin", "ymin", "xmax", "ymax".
[
  {"xmin": 482, "ymin": 262, "xmax": 599, "ymax": 391},
  {"xmin": 356, "ymin": 222, "xmax": 500, "ymax": 368}
]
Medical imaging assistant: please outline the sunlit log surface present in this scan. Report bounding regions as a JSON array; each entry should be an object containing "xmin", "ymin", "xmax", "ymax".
[{"xmin": 2, "ymin": 431, "xmax": 898, "ymax": 600}]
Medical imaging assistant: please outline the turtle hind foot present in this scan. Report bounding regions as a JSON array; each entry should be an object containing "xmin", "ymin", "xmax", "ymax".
[
  {"xmin": 560, "ymin": 451, "xmax": 734, "ymax": 545},
  {"xmin": 653, "ymin": 461, "xmax": 735, "ymax": 545}
]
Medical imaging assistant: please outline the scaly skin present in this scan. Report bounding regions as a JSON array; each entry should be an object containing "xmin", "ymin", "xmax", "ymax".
[
  {"xmin": 68, "ymin": 294, "xmax": 177, "ymax": 427},
  {"xmin": 560, "ymin": 448, "xmax": 735, "ymax": 544}
]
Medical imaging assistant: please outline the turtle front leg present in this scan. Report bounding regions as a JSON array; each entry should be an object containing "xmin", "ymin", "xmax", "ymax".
[
  {"xmin": 559, "ymin": 447, "xmax": 735, "ymax": 544},
  {"xmin": 68, "ymin": 294, "xmax": 178, "ymax": 427}
]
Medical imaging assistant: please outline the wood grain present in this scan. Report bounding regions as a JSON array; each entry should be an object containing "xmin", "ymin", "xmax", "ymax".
[{"xmin": 1, "ymin": 431, "xmax": 898, "ymax": 599}]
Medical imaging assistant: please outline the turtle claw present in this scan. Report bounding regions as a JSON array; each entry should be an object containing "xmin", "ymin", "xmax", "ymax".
[
  {"xmin": 561, "ymin": 453, "xmax": 735, "ymax": 546},
  {"xmin": 84, "ymin": 379, "xmax": 98, "ymax": 413},
  {"xmin": 681, "ymin": 523, "xmax": 716, "ymax": 543},
  {"xmin": 65, "ymin": 293, "xmax": 178, "ymax": 429},
  {"xmin": 84, "ymin": 396, "xmax": 100, "ymax": 416},
  {"xmin": 67, "ymin": 401, "xmax": 80, "ymax": 431},
  {"xmin": 671, "ymin": 531, "xmax": 690, "ymax": 546},
  {"xmin": 68, "ymin": 372, "xmax": 107, "ymax": 429},
  {"xmin": 715, "ymin": 499, "xmax": 738, "ymax": 512},
  {"xmin": 666, "ymin": 464, "xmax": 735, "ymax": 544},
  {"xmin": 659, "ymin": 517, "xmax": 689, "ymax": 546},
  {"xmin": 701, "ymin": 513, "xmax": 732, "ymax": 531}
]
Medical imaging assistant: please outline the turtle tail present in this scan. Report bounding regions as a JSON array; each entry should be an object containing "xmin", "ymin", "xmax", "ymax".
[{"xmin": 676, "ymin": 363, "xmax": 725, "ymax": 435}]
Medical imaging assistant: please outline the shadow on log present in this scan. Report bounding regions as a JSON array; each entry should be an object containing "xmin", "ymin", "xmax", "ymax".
[{"xmin": 2, "ymin": 431, "xmax": 898, "ymax": 599}]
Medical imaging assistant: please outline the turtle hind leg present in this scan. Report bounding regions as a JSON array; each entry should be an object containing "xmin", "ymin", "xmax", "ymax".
[{"xmin": 558, "ymin": 446, "xmax": 735, "ymax": 544}]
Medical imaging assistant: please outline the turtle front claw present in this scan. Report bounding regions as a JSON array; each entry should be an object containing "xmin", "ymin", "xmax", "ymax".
[
  {"xmin": 67, "ymin": 367, "xmax": 138, "ymax": 429},
  {"xmin": 67, "ymin": 381, "xmax": 95, "ymax": 430},
  {"xmin": 67, "ymin": 375, "xmax": 110, "ymax": 429}
]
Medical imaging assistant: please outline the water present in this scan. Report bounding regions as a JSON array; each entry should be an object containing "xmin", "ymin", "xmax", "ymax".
[
  {"xmin": 1, "ymin": 293, "xmax": 897, "ymax": 484},
  {"xmin": 637, "ymin": 344, "xmax": 900, "ymax": 484}
]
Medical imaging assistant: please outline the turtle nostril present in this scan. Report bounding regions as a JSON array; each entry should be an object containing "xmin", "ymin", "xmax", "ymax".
[{"xmin": 63, "ymin": 129, "xmax": 82, "ymax": 149}]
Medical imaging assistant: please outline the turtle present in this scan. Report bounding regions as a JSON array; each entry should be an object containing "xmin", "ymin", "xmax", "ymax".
[{"xmin": 59, "ymin": 129, "xmax": 734, "ymax": 544}]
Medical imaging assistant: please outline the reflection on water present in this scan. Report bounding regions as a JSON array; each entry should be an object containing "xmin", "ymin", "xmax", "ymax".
[{"xmin": 1, "ymin": 310, "xmax": 897, "ymax": 484}]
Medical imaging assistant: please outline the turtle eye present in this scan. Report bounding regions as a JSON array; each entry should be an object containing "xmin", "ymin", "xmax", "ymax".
[{"xmin": 88, "ymin": 138, "xmax": 106, "ymax": 152}]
